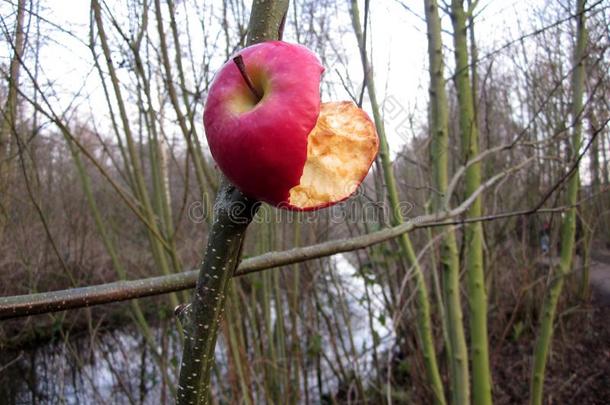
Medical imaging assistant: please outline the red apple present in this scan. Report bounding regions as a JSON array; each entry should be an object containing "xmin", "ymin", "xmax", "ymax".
[{"xmin": 204, "ymin": 41, "xmax": 379, "ymax": 210}]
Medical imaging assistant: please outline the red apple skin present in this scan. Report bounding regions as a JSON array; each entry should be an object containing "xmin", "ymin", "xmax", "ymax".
[{"xmin": 204, "ymin": 41, "xmax": 324, "ymax": 207}]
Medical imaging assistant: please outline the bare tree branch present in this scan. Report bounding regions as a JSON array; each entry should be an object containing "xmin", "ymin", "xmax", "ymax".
[{"xmin": 0, "ymin": 157, "xmax": 535, "ymax": 320}]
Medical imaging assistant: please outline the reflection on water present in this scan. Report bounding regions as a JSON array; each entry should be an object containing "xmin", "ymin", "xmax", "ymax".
[
  {"xmin": 0, "ymin": 255, "xmax": 394, "ymax": 404},
  {"xmin": 1, "ymin": 325, "xmax": 182, "ymax": 405}
]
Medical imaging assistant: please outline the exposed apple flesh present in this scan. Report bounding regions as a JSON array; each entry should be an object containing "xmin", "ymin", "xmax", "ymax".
[
  {"xmin": 204, "ymin": 41, "xmax": 379, "ymax": 211},
  {"xmin": 288, "ymin": 101, "xmax": 379, "ymax": 209}
]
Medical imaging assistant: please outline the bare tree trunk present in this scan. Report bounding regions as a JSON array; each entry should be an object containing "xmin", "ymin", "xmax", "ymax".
[
  {"xmin": 424, "ymin": 1, "xmax": 465, "ymax": 404},
  {"xmin": 450, "ymin": 1, "xmax": 494, "ymax": 403},
  {"xmin": 176, "ymin": 2, "xmax": 288, "ymax": 403},
  {"xmin": 349, "ymin": 1, "xmax": 445, "ymax": 401},
  {"xmin": 0, "ymin": 0, "xmax": 26, "ymax": 240},
  {"xmin": 530, "ymin": 1, "xmax": 587, "ymax": 403}
]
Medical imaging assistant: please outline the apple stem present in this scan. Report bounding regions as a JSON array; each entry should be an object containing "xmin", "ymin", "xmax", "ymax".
[
  {"xmin": 278, "ymin": 10, "xmax": 287, "ymax": 40},
  {"xmin": 232, "ymin": 55, "xmax": 262, "ymax": 101}
]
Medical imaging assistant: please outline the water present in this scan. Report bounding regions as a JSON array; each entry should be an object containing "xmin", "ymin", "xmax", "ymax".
[
  {"xmin": 1, "ymin": 325, "xmax": 181, "ymax": 404},
  {"xmin": 0, "ymin": 254, "xmax": 394, "ymax": 404}
]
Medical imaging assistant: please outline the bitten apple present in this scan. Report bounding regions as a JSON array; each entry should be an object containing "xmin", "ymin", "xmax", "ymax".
[{"xmin": 204, "ymin": 41, "xmax": 379, "ymax": 210}]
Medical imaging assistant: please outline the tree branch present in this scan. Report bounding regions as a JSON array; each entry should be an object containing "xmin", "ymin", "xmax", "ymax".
[
  {"xmin": 0, "ymin": 157, "xmax": 535, "ymax": 321},
  {"xmin": 175, "ymin": 2, "xmax": 289, "ymax": 404}
]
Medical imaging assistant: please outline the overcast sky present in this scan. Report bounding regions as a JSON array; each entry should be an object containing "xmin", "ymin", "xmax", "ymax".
[{"xmin": 1, "ymin": 0, "xmax": 542, "ymax": 156}]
